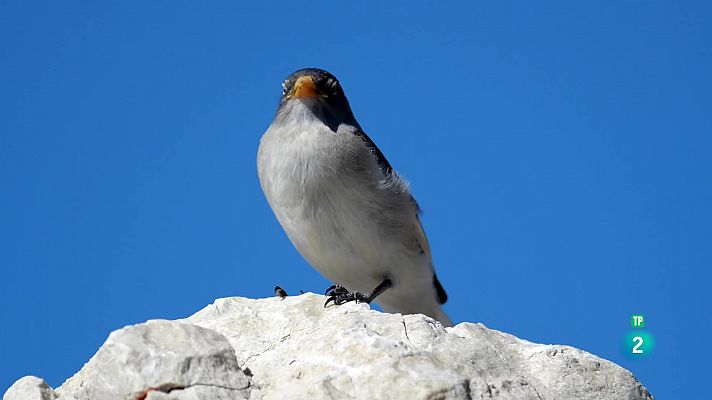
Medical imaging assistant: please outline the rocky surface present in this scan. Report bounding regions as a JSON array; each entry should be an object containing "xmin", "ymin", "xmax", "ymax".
[{"xmin": 4, "ymin": 293, "xmax": 653, "ymax": 400}]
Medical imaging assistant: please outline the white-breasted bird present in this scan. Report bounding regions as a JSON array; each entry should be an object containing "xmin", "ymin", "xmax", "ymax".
[{"xmin": 257, "ymin": 68, "xmax": 452, "ymax": 326}]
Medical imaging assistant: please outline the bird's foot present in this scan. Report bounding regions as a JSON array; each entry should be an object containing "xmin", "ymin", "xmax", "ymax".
[
  {"xmin": 324, "ymin": 279, "xmax": 393, "ymax": 308},
  {"xmin": 324, "ymin": 285, "xmax": 370, "ymax": 307}
]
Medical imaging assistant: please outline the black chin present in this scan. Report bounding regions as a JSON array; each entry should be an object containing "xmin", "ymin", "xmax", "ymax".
[
  {"xmin": 284, "ymin": 97, "xmax": 355, "ymax": 133},
  {"xmin": 310, "ymin": 99, "xmax": 345, "ymax": 132}
]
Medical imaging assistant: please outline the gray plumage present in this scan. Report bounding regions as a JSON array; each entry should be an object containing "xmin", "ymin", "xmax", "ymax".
[{"xmin": 257, "ymin": 68, "xmax": 452, "ymax": 326}]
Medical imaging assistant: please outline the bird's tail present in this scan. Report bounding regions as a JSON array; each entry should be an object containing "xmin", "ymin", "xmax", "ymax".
[{"xmin": 432, "ymin": 306, "xmax": 454, "ymax": 327}]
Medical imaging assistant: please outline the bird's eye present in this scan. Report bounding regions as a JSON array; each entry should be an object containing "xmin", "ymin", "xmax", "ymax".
[
  {"xmin": 320, "ymin": 77, "xmax": 339, "ymax": 98},
  {"xmin": 281, "ymin": 80, "xmax": 291, "ymax": 96}
]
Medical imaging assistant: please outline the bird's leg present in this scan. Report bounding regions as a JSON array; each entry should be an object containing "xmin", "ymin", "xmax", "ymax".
[{"xmin": 324, "ymin": 278, "xmax": 392, "ymax": 307}]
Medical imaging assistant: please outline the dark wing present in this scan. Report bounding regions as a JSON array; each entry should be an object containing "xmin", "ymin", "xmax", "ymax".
[
  {"xmin": 353, "ymin": 129, "xmax": 422, "ymax": 211},
  {"xmin": 353, "ymin": 129, "xmax": 394, "ymax": 176},
  {"xmin": 355, "ymin": 128, "xmax": 446, "ymax": 304}
]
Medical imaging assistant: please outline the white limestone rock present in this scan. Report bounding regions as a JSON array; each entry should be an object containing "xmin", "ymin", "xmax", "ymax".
[
  {"xmin": 4, "ymin": 293, "xmax": 653, "ymax": 400},
  {"xmin": 186, "ymin": 294, "xmax": 652, "ymax": 400},
  {"xmin": 3, "ymin": 377, "xmax": 57, "ymax": 400},
  {"xmin": 55, "ymin": 320, "xmax": 257, "ymax": 400}
]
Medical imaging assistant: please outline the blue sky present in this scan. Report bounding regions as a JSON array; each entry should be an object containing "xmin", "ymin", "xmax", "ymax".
[{"xmin": 1, "ymin": 1, "xmax": 710, "ymax": 397}]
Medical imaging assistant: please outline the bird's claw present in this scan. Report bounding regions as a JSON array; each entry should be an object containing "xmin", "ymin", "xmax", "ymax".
[
  {"xmin": 324, "ymin": 284, "xmax": 339, "ymax": 296},
  {"xmin": 324, "ymin": 285, "xmax": 366, "ymax": 307}
]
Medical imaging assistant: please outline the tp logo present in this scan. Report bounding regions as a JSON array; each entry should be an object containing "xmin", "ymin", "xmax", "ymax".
[
  {"xmin": 625, "ymin": 314, "xmax": 654, "ymax": 358},
  {"xmin": 631, "ymin": 314, "xmax": 644, "ymax": 328}
]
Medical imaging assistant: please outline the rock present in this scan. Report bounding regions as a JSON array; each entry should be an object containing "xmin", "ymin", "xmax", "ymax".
[
  {"xmin": 185, "ymin": 294, "xmax": 652, "ymax": 400},
  {"xmin": 4, "ymin": 294, "xmax": 653, "ymax": 400},
  {"xmin": 56, "ymin": 320, "xmax": 257, "ymax": 400},
  {"xmin": 3, "ymin": 377, "xmax": 57, "ymax": 400}
]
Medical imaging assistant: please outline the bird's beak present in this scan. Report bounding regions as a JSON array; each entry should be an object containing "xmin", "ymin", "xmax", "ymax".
[{"xmin": 291, "ymin": 76, "xmax": 318, "ymax": 99}]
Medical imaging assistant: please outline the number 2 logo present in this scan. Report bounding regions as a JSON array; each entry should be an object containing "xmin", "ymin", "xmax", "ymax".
[{"xmin": 632, "ymin": 336, "xmax": 644, "ymax": 354}]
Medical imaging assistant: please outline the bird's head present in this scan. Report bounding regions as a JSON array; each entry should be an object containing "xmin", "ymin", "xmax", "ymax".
[{"xmin": 274, "ymin": 68, "xmax": 358, "ymax": 131}]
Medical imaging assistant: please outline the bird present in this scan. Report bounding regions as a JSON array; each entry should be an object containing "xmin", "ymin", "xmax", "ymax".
[
  {"xmin": 274, "ymin": 286, "xmax": 288, "ymax": 300},
  {"xmin": 257, "ymin": 68, "xmax": 452, "ymax": 326}
]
